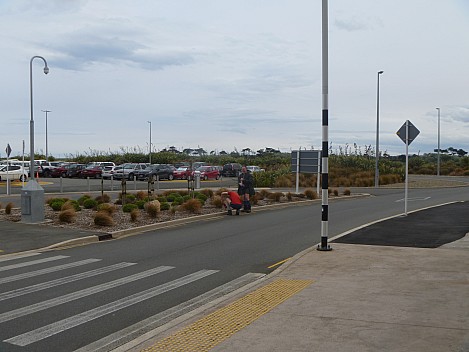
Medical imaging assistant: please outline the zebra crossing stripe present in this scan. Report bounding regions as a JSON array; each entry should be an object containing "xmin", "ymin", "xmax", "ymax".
[
  {"xmin": 0, "ymin": 262, "xmax": 136, "ymax": 301},
  {"xmin": 0, "ymin": 252, "xmax": 41, "ymax": 263},
  {"xmin": 0, "ymin": 255, "xmax": 69, "ymax": 272},
  {"xmin": 0, "ymin": 265, "xmax": 174, "ymax": 324},
  {"xmin": 0, "ymin": 258, "xmax": 102, "ymax": 285},
  {"xmin": 5, "ymin": 269, "xmax": 218, "ymax": 347}
]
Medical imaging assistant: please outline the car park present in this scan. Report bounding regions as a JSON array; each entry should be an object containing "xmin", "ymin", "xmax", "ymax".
[
  {"xmin": 80, "ymin": 165, "xmax": 104, "ymax": 178},
  {"xmin": 0, "ymin": 165, "xmax": 28, "ymax": 181},
  {"xmin": 193, "ymin": 166, "xmax": 220, "ymax": 180},
  {"xmin": 137, "ymin": 164, "xmax": 175, "ymax": 181},
  {"xmin": 222, "ymin": 163, "xmax": 242, "ymax": 177}
]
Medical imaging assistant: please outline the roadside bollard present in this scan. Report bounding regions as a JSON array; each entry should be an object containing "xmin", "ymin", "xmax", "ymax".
[
  {"xmin": 60, "ymin": 175, "xmax": 63, "ymax": 193},
  {"xmin": 134, "ymin": 175, "xmax": 137, "ymax": 191}
]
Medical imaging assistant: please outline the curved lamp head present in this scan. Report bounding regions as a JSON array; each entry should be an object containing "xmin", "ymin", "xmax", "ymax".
[
  {"xmin": 43, "ymin": 66, "xmax": 49, "ymax": 74},
  {"xmin": 378, "ymin": 70, "xmax": 384, "ymax": 75}
]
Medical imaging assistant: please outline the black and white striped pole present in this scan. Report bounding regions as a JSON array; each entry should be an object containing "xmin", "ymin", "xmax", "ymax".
[{"xmin": 318, "ymin": 0, "xmax": 332, "ymax": 251}]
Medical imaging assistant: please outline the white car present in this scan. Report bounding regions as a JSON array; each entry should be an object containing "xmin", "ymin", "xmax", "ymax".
[
  {"xmin": 0, "ymin": 165, "xmax": 28, "ymax": 181},
  {"xmin": 102, "ymin": 166, "xmax": 119, "ymax": 179},
  {"xmin": 246, "ymin": 165, "xmax": 265, "ymax": 173}
]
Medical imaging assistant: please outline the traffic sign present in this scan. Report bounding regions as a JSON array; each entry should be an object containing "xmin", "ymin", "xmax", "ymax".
[
  {"xmin": 396, "ymin": 120, "xmax": 420, "ymax": 145},
  {"xmin": 5, "ymin": 143, "xmax": 12, "ymax": 157}
]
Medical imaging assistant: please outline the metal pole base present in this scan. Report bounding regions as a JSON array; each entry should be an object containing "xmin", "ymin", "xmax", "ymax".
[{"xmin": 317, "ymin": 237, "xmax": 332, "ymax": 251}]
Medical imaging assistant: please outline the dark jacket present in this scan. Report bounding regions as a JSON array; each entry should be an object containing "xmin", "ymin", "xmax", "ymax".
[{"xmin": 237, "ymin": 171, "xmax": 255, "ymax": 196}]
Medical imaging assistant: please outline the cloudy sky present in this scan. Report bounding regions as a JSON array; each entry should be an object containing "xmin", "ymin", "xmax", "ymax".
[{"xmin": 1, "ymin": 0, "xmax": 468, "ymax": 159}]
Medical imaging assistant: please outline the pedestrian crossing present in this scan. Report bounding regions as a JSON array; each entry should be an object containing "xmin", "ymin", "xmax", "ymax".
[{"xmin": 0, "ymin": 252, "xmax": 261, "ymax": 351}]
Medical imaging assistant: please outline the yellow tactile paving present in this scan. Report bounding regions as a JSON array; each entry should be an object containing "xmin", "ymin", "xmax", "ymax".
[{"xmin": 142, "ymin": 279, "xmax": 313, "ymax": 352}]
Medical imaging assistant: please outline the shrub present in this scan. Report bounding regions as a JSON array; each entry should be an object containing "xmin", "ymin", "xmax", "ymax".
[
  {"xmin": 96, "ymin": 203, "xmax": 116, "ymax": 215},
  {"xmin": 77, "ymin": 195, "xmax": 91, "ymax": 205},
  {"xmin": 286, "ymin": 192, "xmax": 293, "ymax": 201},
  {"xmin": 49, "ymin": 198, "xmax": 67, "ymax": 211},
  {"xmin": 135, "ymin": 191, "xmax": 147, "ymax": 200},
  {"xmin": 136, "ymin": 200, "xmax": 146, "ymax": 209},
  {"xmin": 5, "ymin": 202, "xmax": 14, "ymax": 215},
  {"xmin": 200, "ymin": 189, "xmax": 214, "ymax": 198},
  {"xmin": 160, "ymin": 202, "xmax": 171, "ymax": 211},
  {"xmin": 94, "ymin": 211, "xmax": 114, "ymax": 226},
  {"xmin": 59, "ymin": 209, "xmax": 76, "ymax": 223},
  {"xmin": 304, "ymin": 189, "xmax": 318, "ymax": 200},
  {"xmin": 182, "ymin": 195, "xmax": 191, "ymax": 202},
  {"xmin": 267, "ymin": 192, "xmax": 284, "ymax": 202},
  {"xmin": 333, "ymin": 189, "xmax": 339, "ymax": 196},
  {"xmin": 61, "ymin": 200, "xmax": 81, "ymax": 212},
  {"xmin": 130, "ymin": 208, "xmax": 139, "ymax": 222},
  {"xmin": 83, "ymin": 198, "xmax": 98, "ymax": 209},
  {"xmin": 343, "ymin": 189, "xmax": 351, "ymax": 196},
  {"xmin": 157, "ymin": 196, "xmax": 168, "ymax": 203},
  {"xmin": 125, "ymin": 194, "xmax": 136, "ymax": 203},
  {"xmin": 250, "ymin": 193, "xmax": 259, "ymax": 205},
  {"xmin": 211, "ymin": 195, "xmax": 223, "ymax": 208},
  {"xmin": 122, "ymin": 203, "xmax": 138, "ymax": 213},
  {"xmin": 181, "ymin": 198, "xmax": 202, "ymax": 213},
  {"xmin": 95, "ymin": 194, "xmax": 111, "ymax": 204}
]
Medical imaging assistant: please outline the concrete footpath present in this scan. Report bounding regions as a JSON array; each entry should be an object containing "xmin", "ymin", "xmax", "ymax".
[
  {"xmin": 1, "ymin": 201, "xmax": 468, "ymax": 351},
  {"xmin": 131, "ymin": 202, "xmax": 469, "ymax": 352}
]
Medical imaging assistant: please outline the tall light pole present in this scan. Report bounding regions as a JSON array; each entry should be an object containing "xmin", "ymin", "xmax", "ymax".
[
  {"xmin": 42, "ymin": 109, "xmax": 51, "ymax": 162},
  {"xmin": 436, "ymin": 107, "xmax": 440, "ymax": 176},
  {"xmin": 30, "ymin": 56, "xmax": 49, "ymax": 180},
  {"xmin": 147, "ymin": 120, "xmax": 152, "ymax": 164},
  {"xmin": 375, "ymin": 70, "xmax": 384, "ymax": 188}
]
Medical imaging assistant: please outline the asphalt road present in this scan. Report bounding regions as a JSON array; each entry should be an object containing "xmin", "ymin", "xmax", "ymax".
[{"xmin": 0, "ymin": 185, "xmax": 468, "ymax": 351}]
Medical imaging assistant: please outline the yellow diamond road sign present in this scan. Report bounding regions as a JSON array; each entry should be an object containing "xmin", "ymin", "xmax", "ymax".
[{"xmin": 396, "ymin": 120, "xmax": 420, "ymax": 145}]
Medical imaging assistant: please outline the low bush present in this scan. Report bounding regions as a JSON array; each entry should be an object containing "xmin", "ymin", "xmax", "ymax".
[
  {"xmin": 135, "ymin": 200, "xmax": 146, "ymax": 209},
  {"xmin": 160, "ymin": 202, "xmax": 170, "ymax": 211},
  {"xmin": 59, "ymin": 209, "xmax": 76, "ymax": 223},
  {"xmin": 145, "ymin": 200, "xmax": 161, "ymax": 218},
  {"xmin": 130, "ymin": 208, "xmax": 139, "ymax": 222},
  {"xmin": 96, "ymin": 203, "xmax": 116, "ymax": 215},
  {"xmin": 181, "ymin": 198, "xmax": 202, "ymax": 213},
  {"xmin": 200, "ymin": 189, "xmax": 214, "ymax": 198},
  {"xmin": 49, "ymin": 198, "xmax": 67, "ymax": 211},
  {"xmin": 61, "ymin": 200, "xmax": 81, "ymax": 212},
  {"xmin": 267, "ymin": 192, "xmax": 284, "ymax": 202},
  {"xmin": 94, "ymin": 211, "xmax": 114, "ymax": 226},
  {"xmin": 211, "ymin": 196, "xmax": 223, "ymax": 208},
  {"xmin": 95, "ymin": 194, "xmax": 111, "ymax": 204},
  {"xmin": 83, "ymin": 198, "xmax": 98, "ymax": 209},
  {"xmin": 343, "ymin": 189, "xmax": 351, "ymax": 196},
  {"xmin": 77, "ymin": 195, "xmax": 91, "ymax": 205},
  {"xmin": 122, "ymin": 203, "xmax": 138, "ymax": 213},
  {"xmin": 182, "ymin": 195, "xmax": 191, "ymax": 203},
  {"xmin": 304, "ymin": 189, "xmax": 318, "ymax": 200},
  {"xmin": 135, "ymin": 191, "xmax": 147, "ymax": 200},
  {"xmin": 286, "ymin": 192, "xmax": 293, "ymax": 201},
  {"xmin": 5, "ymin": 202, "xmax": 14, "ymax": 215},
  {"xmin": 333, "ymin": 189, "xmax": 339, "ymax": 196}
]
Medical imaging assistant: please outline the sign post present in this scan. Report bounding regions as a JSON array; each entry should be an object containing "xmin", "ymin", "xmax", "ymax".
[
  {"xmin": 5, "ymin": 144, "xmax": 12, "ymax": 195},
  {"xmin": 396, "ymin": 120, "xmax": 420, "ymax": 215}
]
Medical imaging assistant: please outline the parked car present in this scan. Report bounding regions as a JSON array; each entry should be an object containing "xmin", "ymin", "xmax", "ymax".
[
  {"xmin": 80, "ymin": 165, "xmax": 104, "ymax": 178},
  {"xmin": 86, "ymin": 161, "xmax": 116, "ymax": 168},
  {"xmin": 222, "ymin": 163, "xmax": 242, "ymax": 177},
  {"xmin": 137, "ymin": 164, "xmax": 175, "ymax": 181},
  {"xmin": 193, "ymin": 166, "xmax": 220, "ymax": 180},
  {"xmin": 38, "ymin": 161, "xmax": 61, "ymax": 177},
  {"xmin": 66, "ymin": 163, "xmax": 86, "ymax": 178},
  {"xmin": 50, "ymin": 163, "xmax": 72, "ymax": 178},
  {"xmin": 102, "ymin": 165, "xmax": 120, "ymax": 179},
  {"xmin": 0, "ymin": 165, "xmax": 28, "ymax": 181},
  {"xmin": 246, "ymin": 165, "xmax": 265, "ymax": 173},
  {"xmin": 173, "ymin": 166, "xmax": 192, "ymax": 180},
  {"xmin": 113, "ymin": 163, "xmax": 149, "ymax": 180}
]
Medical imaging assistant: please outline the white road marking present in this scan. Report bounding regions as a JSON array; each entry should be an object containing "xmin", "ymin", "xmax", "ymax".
[
  {"xmin": 0, "ymin": 255, "xmax": 69, "ymax": 272},
  {"xmin": 0, "ymin": 252, "xmax": 41, "ymax": 263},
  {"xmin": 395, "ymin": 196, "xmax": 431, "ymax": 202}
]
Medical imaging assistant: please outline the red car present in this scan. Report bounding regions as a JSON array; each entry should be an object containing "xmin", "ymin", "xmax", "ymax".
[
  {"xmin": 192, "ymin": 166, "xmax": 220, "ymax": 180},
  {"xmin": 80, "ymin": 165, "xmax": 103, "ymax": 178},
  {"xmin": 173, "ymin": 166, "xmax": 192, "ymax": 180}
]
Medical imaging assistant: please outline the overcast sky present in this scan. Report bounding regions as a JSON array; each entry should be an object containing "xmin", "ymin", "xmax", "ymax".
[{"xmin": 1, "ymin": 0, "xmax": 468, "ymax": 159}]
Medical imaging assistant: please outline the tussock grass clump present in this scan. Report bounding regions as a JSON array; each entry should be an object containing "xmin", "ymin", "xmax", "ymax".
[
  {"xmin": 97, "ymin": 203, "xmax": 116, "ymax": 215},
  {"xmin": 304, "ymin": 189, "xmax": 318, "ymax": 200},
  {"xmin": 130, "ymin": 209, "xmax": 139, "ymax": 222},
  {"xmin": 94, "ymin": 211, "xmax": 114, "ymax": 226},
  {"xmin": 258, "ymin": 189, "xmax": 271, "ymax": 200},
  {"xmin": 211, "ymin": 195, "xmax": 223, "ymax": 208},
  {"xmin": 250, "ymin": 194, "xmax": 259, "ymax": 205},
  {"xmin": 267, "ymin": 192, "xmax": 284, "ymax": 202},
  {"xmin": 95, "ymin": 194, "xmax": 111, "ymax": 204},
  {"xmin": 200, "ymin": 189, "xmax": 214, "ymax": 198},
  {"xmin": 59, "ymin": 209, "xmax": 76, "ymax": 223},
  {"xmin": 181, "ymin": 199, "xmax": 202, "ymax": 213},
  {"xmin": 343, "ymin": 189, "xmax": 351, "ymax": 196},
  {"xmin": 61, "ymin": 200, "xmax": 81, "ymax": 212},
  {"xmin": 286, "ymin": 192, "xmax": 293, "ymax": 201},
  {"xmin": 333, "ymin": 189, "xmax": 339, "ymax": 196},
  {"xmin": 274, "ymin": 175, "xmax": 292, "ymax": 188},
  {"xmin": 145, "ymin": 200, "xmax": 161, "ymax": 218},
  {"xmin": 135, "ymin": 191, "xmax": 147, "ymax": 200},
  {"xmin": 5, "ymin": 202, "xmax": 14, "ymax": 215}
]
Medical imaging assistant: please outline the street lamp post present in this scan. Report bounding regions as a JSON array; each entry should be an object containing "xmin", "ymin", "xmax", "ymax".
[
  {"xmin": 42, "ymin": 109, "xmax": 51, "ymax": 162},
  {"xmin": 22, "ymin": 56, "xmax": 49, "ymax": 223},
  {"xmin": 436, "ymin": 107, "xmax": 440, "ymax": 176},
  {"xmin": 375, "ymin": 70, "xmax": 384, "ymax": 188},
  {"xmin": 147, "ymin": 121, "xmax": 152, "ymax": 164},
  {"xmin": 30, "ymin": 56, "xmax": 49, "ymax": 179}
]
